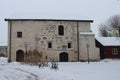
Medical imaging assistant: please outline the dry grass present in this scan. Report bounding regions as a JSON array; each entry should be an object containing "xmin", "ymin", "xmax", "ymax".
[{"xmin": 24, "ymin": 49, "xmax": 42, "ymax": 63}]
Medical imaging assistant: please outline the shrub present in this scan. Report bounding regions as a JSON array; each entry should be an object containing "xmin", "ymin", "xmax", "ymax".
[
  {"xmin": 38, "ymin": 61, "xmax": 49, "ymax": 68},
  {"xmin": 51, "ymin": 61, "xmax": 58, "ymax": 70}
]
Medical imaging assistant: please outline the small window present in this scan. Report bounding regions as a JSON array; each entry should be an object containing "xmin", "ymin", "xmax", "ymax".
[
  {"xmin": 48, "ymin": 42, "xmax": 52, "ymax": 48},
  {"xmin": 17, "ymin": 32, "xmax": 22, "ymax": 38},
  {"xmin": 68, "ymin": 43, "xmax": 71, "ymax": 48},
  {"xmin": 62, "ymin": 45, "xmax": 67, "ymax": 50},
  {"xmin": 112, "ymin": 48, "xmax": 118, "ymax": 55},
  {"xmin": 58, "ymin": 25, "xmax": 64, "ymax": 35}
]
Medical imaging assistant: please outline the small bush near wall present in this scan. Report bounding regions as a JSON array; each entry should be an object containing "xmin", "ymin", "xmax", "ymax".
[{"xmin": 24, "ymin": 49, "xmax": 42, "ymax": 64}]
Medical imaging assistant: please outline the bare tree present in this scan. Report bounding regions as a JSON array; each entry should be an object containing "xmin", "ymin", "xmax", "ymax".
[
  {"xmin": 99, "ymin": 24, "xmax": 108, "ymax": 37},
  {"xmin": 99, "ymin": 15, "xmax": 120, "ymax": 37},
  {"xmin": 109, "ymin": 15, "xmax": 120, "ymax": 29}
]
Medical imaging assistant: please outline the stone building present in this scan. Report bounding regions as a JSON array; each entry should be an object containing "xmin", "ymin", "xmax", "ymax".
[{"xmin": 5, "ymin": 19, "xmax": 100, "ymax": 62}]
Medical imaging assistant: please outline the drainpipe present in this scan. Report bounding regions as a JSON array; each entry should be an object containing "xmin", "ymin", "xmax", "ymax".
[
  {"xmin": 8, "ymin": 21, "xmax": 12, "ymax": 62},
  {"xmin": 77, "ymin": 21, "xmax": 79, "ymax": 61}
]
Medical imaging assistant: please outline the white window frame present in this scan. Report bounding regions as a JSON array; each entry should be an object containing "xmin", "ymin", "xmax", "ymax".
[{"xmin": 112, "ymin": 48, "xmax": 118, "ymax": 55}]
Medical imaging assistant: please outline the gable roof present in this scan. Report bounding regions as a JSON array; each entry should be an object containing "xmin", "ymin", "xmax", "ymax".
[
  {"xmin": 96, "ymin": 37, "xmax": 120, "ymax": 46},
  {"xmin": 5, "ymin": 18, "xmax": 93, "ymax": 22}
]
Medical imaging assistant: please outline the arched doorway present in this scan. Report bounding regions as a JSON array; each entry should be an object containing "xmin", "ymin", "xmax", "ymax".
[
  {"xmin": 59, "ymin": 52, "xmax": 68, "ymax": 62},
  {"xmin": 16, "ymin": 50, "xmax": 24, "ymax": 62}
]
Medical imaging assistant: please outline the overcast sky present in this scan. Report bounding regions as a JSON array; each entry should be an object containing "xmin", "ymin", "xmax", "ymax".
[{"xmin": 0, "ymin": 0, "xmax": 120, "ymax": 45}]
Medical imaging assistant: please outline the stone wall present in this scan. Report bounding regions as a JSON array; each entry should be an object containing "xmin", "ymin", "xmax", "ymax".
[{"xmin": 7, "ymin": 20, "xmax": 99, "ymax": 62}]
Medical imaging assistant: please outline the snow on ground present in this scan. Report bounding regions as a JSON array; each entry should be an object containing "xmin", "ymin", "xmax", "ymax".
[{"xmin": 0, "ymin": 57, "xmax": 120, "ymax": 80}]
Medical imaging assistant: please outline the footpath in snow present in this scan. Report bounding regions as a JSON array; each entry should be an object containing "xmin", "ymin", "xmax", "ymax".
[{"xmin": 0, "ymin": 57, "xmax": 120, "ymax": 80}]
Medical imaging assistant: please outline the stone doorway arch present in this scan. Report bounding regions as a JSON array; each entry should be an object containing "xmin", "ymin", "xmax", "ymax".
[
  {"xmin": 59, "ymin": 52, "xmax": 68, "ymax": 62},
  {"xmin": 16, "ymin": 50, "xmax": 24, "ymax": 62}
]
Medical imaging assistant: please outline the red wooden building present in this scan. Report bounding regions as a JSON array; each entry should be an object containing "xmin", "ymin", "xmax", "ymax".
[{"xmin": 95, "ymin": 37, "xmax": 120, "ymax": 59}]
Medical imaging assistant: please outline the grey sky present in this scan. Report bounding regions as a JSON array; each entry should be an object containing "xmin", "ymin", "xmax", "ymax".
[{"xmin": 0, "ymin": 0, "xmax": 120, "ymax": 45}]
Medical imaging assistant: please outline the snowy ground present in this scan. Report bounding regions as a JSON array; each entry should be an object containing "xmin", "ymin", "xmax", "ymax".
[{"xmin": 0, "ymin": 57, "xmax": 120, "ymax": 80}]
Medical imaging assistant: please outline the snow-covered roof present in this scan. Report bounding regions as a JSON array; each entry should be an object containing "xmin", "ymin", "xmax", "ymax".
[
  {"xmin": 5, "ymin": 18, "xmax": 93, "ymax": 22},
  {"xmin": 80, "ymin": 32, "xmax": 94, "ymax": 35},
  {"xmin": 96, "ymin": 37, "xmax": 120, "ymax": 46}
]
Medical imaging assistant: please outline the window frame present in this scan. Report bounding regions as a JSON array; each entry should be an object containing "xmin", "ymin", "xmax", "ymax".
[
  {"xmin": 112, "ymin": 48, "xmax": 118, "ymax": 55},
  {"xmin": 48, "ymin": 42, "xmax": 52, "ymax": 48},
  {"xmin": 68, "ymin": 42, "xmax": 72, "ymax": 48},
  {"xmin": 58, "ymin": 25, "xmax": 64, "ymax": 36},
  {"xmin": 17, "ymin": 32, "xmax": 22, "ymax": 38}
]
